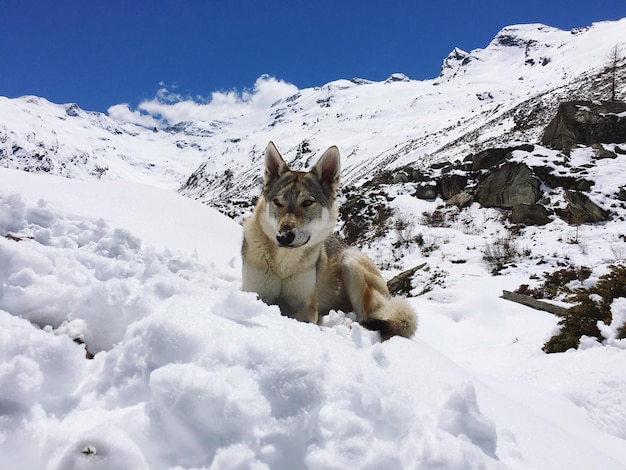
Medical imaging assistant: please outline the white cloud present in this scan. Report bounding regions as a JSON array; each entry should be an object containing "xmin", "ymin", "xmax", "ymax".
[
  {"xmin": 246, "ymin": 74, "xmax": 300, "ymax": 109},
  {"xmin": 107, "ymin": 104, "xmax": 160, "ymax": 128},
  {"xmin": 108, "ymin": 76, "xmax": 299, "ymax": 127}
]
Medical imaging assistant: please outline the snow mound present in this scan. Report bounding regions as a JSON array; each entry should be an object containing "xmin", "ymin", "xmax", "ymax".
[{"xmin": 0, "ymin": 192, "xmax": 213, "ymax": 353}]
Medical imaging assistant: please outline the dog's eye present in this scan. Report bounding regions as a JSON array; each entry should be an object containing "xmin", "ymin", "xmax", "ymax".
[
  {"xmin": 302, "ymin": 199, "xmax": 315, "ymax": 208},
  {"xmin": 272, "ymin": 198, "xmax": 283, "ymax": 207}
]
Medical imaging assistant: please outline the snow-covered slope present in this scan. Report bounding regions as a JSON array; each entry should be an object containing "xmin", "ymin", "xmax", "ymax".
[
  {"xmin": 0, "ymin": 96, "xmax": 206, "ymax": 189},
  {"xmin": 1, "ymin": 168, "xmax": 626, "ymax": 469}
]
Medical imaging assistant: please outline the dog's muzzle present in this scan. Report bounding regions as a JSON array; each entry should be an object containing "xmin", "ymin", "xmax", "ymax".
[{"xmin": 276, "ymin": 231, "xmax": 296, "ymax": 247}]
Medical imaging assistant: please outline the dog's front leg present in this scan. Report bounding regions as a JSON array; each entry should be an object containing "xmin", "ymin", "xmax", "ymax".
[
  {"xmin": 282, "ymin": 269, "xmax": 319, "ymax": 323},
  {"xmin": 242, "ymin": 263, "xmax": 284, "ymax": 308},
  {"xmin": 292, "ymin": 293, "xmax": 318, "ymax": 324}
]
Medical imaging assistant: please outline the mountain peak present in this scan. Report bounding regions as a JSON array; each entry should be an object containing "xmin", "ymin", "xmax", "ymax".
[
  {"xmin": 438, "ymin": 47, "xmax": 471, "ymax": 79},
  {"xmin": 385, "ymin": 73, "xmax": 411, "ymax": 83}
]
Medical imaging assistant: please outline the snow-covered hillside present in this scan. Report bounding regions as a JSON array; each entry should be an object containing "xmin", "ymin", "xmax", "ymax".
[
  {"xmin": 0, "ymin": 96, "xmax": 208, "ymax": 189},
  {"xmin": 1, "ymin": 16, "xmax": 626, "ymax": 470},
  {"xmin": 2, "ymin": 169, "xmax": 626, "ymax": 469}
]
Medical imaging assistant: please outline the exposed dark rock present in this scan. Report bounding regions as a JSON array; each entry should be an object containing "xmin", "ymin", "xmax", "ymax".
[
  {"xmin": 556, "ymin": 190, "xmax": 609, "ymax": 223},
  {"xmin": 501, "ymin": 290, "xmax": 571, "ymax": 316},
  {"xmin": 532, "ymin": 165, "xmax": 593, "ymax": 191},
  {"xmin": 475, "ymin": 163, "xmax": 541, "ymax": 208},
  {"xmin": 438, "ymin": 48, "xmax": 469, "ymax": 78},
  {"xmin": 391, "ymin": 171, "xmax": 410, "ymax": 184},
  {"xmin": 387, "ymin": 263, "xmax": 427, "ymax": 296},
  {"xmin": 471, "ymin": 148, "xmax": 510, "ymax": 170},
  {"xmin": 541, "ymin": 101, "xmax": 626, "ymax": 150},
  {"xmin": 441, "ymin": 161, "xmax": 472, "ymax": 173},
  {"xmin": 65, "ymin": 103, "xmax": 81, "ymax": 117},
  {"xmin": 415, "ymin": 184, "xmax": 438, "ymax": 200},
  {"xmin": 430, "ymin": 161, "xmax": 449, "ymax": 170},
  {"xmin": 510, "ymin": 203, "xmax": 552, "ymax": 226},
  {"xmin": 618, "ymin": 187, "xmax": 626, "ymax": 202},
  {"xmin": 495, "ymin": 33, "xmax": 527, "ymax": 48},
  {"xmin": 470, "ymin": 144, "xmax": 534, "ymax": 170},
  {"xmin": 440, "ymin": 173, "xmax": 468, "ymax": 199},
  {"xmin": 446, "ymin": 191, "xmax": 474, "ymax": 208},
  {"xmin": 365, "ymin": 166, "xmax": 428, "ymax": 187},
  {"xmin": 591, "ymin": 144, "xmax": 617, "ymax": 160},
  {"xmin": 385, "ymin": 73, "xmax": 410, "ymax": 83}
]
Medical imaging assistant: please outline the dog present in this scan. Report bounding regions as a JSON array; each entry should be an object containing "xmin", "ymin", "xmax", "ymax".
[{"xmin": 241, "ymin": 142, "xmax": 417, "ymax": 340}]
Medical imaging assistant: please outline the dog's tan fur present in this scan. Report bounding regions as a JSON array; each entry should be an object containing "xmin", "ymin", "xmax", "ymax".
[{"xmin": 242, "ymin": 142, "xmax": 417, "ymax": 340}]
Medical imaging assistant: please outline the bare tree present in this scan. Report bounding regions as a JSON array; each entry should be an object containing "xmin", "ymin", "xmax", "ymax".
[{"xmin": 606, "ymin": 44, "xmax": 624, "ymax": 102}]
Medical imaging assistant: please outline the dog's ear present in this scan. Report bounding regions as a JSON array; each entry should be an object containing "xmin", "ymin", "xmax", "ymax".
[
  {"xmin": 264, "ymin": 141, "xmax": 289, "ymax": 189},
  {"xmin": 312, "ymin": 146, "xmax": 340, "ymax": 191}
]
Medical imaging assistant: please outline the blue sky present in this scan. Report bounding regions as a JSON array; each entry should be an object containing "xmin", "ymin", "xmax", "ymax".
[{"xmin": 1, "ymin": 0, "xmax": 624, "ymax": 114}]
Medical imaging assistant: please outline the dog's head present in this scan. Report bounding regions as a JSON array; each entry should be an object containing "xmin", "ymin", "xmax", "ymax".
[{"xmin": 261, "ymin": 141, "xmax": 340, "ymax": 248}]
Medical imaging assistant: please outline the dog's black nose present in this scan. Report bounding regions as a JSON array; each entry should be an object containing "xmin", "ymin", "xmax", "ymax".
[{"xmin": 276, "ymin": 231, "xmax": 295, "ymax": 246}]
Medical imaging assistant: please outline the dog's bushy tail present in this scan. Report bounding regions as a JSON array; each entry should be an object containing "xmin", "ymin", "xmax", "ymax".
[{"xmin": 361, "ymin": 297, "xmax": 417, "ymax": 341}]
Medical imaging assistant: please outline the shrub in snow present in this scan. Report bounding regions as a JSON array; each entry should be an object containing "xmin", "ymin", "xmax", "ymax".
[
  {"xmin": 519, "ymin": 265, "xmax": 592, "ymax": 300},
  {"xmin": 544, "ymin": 263, "xmax": 626, "ymax": 352},
  {"xmin": 393, "ymin": 213, "xmax": 419, "ymax": 247},
  {"xmin": 338, "ymin": 188, "xmax": 392, "ymax": 246},
  {"xmin": 482, "ymin": 232, "xmax": 520, "ymax": 274},
  {"xmin": 421, "ymin": 207, "xmax": 449, "ymax": 228}
]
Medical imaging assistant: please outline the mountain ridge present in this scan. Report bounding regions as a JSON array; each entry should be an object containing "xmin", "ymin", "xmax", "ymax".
[{"xmin": 0, "ymin": 18, "xmax": 624, "ymax": 215}]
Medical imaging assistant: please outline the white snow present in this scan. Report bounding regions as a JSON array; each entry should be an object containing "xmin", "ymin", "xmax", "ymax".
[{"xmin": 1, "ymin": 167, "xmax": 626, "ymax": 470}]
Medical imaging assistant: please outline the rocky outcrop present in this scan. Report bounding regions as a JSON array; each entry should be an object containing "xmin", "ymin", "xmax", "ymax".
[
  {"xmin": 387, "ymin": 263, "xmax": 427, "ymax": 296},
  {"xmin": 475, "ymin": 163, "xmax": 541, "ymax": 208},
  {"xmin": 557, "ymin": 190, "xmax": 609, "ymax": 224},
  {"xmin": 440, "ymin": 173, "xmax": 468, "ymax": 199},
  {"xmin": 510, "ymin": 203, "xmax": 552, "ymax": 226},
  {"xmin": 415, "ymin": 184, "xmax": 438, "ymax": 200},
  {"xmin": 532, "ymin": 165, "xmax": 593, "ymax": 191},
  {"xmin": 355, "ymin": 97, "xmax": 623, "ymax": 235},
  {"xmin": 469, "ymin": 144, "xmax": 534, "ymax": 170},
  {"xmin": 446, "ymin": 191, "xmax": 473, "ymax": 208},
  {"xmin": 541, "ymin": 101, "xmax": 626, "ymax": 150},
  {"xmin": 501, "ymin": 290, "xmax": 571, "ymax": 316}
]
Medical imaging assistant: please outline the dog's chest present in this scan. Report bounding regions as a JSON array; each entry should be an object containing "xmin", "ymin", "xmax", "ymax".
[{"xmin": 266, "ymin": 245, "xmax": 318, "ymax": 279}]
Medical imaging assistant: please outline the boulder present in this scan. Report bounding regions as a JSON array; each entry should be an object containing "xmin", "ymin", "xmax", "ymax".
[
  {"xmin": 532, "ymin": 165, "xmax": 593, "ymax": 191},
  {"xmin": 440, "ymin": 173, "xmax": 468, "ymax": 199},
  {"xmin": 475, "ymin": 163, "xmax": 541, "ymax": 209},
  {"xmin": 541, "ymin": 100, "xmax": 626, "ymax": 150},
  {"xmin": 557, "ymin": 190, "xmax": 609, "ymax": 224},
  {"xmin": 446, "ymin": 191, "xmax": 474, "ymax": 208},
  {"xmin": 510, "ymin": 204, "xmax": 552, "ymax": 226},
  {"xmin": 387, "ymin": 263, "xmax": 427, "ymax": 296},
  {"xmin": 391, "ymin": 171, "xmax": 410, "ymax": 184},
  {"xmin": 415, "ymin": 184, "xmax": 438, "ymax": 200},
  {"xmin": 470, "ymin": 144, "xmax": 534, "ymax": 170},
  {"xmin": 366, "ymin": 166, "xmax": 428, "ymax": 187}
]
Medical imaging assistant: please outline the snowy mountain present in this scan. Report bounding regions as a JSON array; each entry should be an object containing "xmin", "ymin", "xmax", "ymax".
[
  {"xmin": 1, "ymin": 17, "xmax": 626, "ymax": 470},
  {"xmin": 0, "ymin": 95, "xmax": 208, "ymax": 189},
  {"xmin": 1, "ymin": 18, "xmax": 625, "ymax": 211}
]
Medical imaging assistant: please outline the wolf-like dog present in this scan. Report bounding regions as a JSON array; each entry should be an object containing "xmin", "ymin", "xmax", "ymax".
[{"xmin": 241, "ymin": 142, "xmax": 417, "ymax": 340}]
